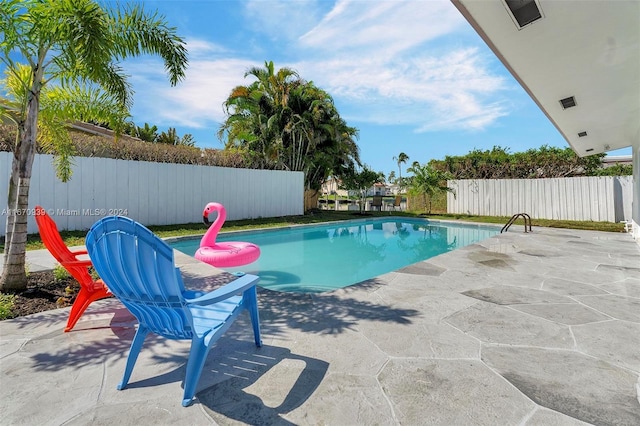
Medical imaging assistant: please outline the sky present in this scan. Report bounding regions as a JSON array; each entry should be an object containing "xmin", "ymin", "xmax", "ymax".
[{"xmin": 111, "ymin": 0, "xmax": 627, "ymax": 177}]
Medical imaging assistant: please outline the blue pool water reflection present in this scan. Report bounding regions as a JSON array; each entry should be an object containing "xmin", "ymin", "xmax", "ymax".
[{"xmin": 170, "ymin": 219, "xmax": 499, "ymax": 293}]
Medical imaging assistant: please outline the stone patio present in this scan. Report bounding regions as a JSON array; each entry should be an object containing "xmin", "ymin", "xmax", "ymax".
[{"xmin": 1, "ymin": 225, "xmax": 639, "ymax": 425}]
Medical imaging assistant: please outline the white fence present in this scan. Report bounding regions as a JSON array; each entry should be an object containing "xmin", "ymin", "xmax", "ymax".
[
  {"xmin": 0, "ymin": 152, "xmax": 304, "ymax": 236},
  {"xmin": 447, "ymin": 176, "xmax": 633, "ymax": 222}
]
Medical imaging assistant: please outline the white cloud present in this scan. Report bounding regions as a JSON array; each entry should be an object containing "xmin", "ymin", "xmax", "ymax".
[
  {"xmin": 300, "ymin": 0, "xmax": 464, "ymax": 55},
  {"xmin": 125, "ymin": 0, "xmax": 510, "ymax": 135},
  {"xmin": 292, "ymin": 0, "xmax": 509, "ymax": 132},
  {"xmin": 128, "ymin": 57, "xmax": 256, "ymax": 128},
  {"xmin": 296, "ymin": 48, "xmax": 508, "ymax": 132},
  {"xmin": 184, "ymin": 38, "xmax": 228, "ymax": 59},
  {"xmin": 243, "ymin": 0, "xmax": 327, "ymax": 41}
]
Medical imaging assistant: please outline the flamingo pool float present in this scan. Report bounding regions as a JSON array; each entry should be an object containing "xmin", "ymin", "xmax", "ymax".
[{"xmin": 195, "ymin": 203, "xmax": 261, "ymax": 267}]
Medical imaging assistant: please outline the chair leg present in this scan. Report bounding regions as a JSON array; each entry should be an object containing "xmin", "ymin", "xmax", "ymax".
[
  {"xmin": 64, "ymin": 286, "xmax": 112, "ymax": 332},
  {"xmin": 182, "ymin": 338, "xmax": 212, "ymax": 407},
  {"xmin": 118, "ymin": 325, "xmax": 149, "ymax": 391},
  {"xmin": 244, "ymin": 286, "xmax": 262, "ymax": 347}
]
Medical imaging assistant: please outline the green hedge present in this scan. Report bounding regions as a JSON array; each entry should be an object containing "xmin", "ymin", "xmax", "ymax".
[
  {"xmin": 0, "ymin": 124, "xmax": 251, "ymax": 168},
  {"xmin": 406, "ymin": 192, "xmax": 447, "ymax": 214}
]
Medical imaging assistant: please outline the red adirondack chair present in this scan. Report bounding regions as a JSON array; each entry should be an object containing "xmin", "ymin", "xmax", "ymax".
[{"xmin": 34, "ymin": 206, "xmax": 111, "ymax": 331}]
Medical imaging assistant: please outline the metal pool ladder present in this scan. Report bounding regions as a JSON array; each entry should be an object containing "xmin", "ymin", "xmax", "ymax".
[{"xmin": 501, "ymin": 213, "xmax": 532, "ymax": 233}]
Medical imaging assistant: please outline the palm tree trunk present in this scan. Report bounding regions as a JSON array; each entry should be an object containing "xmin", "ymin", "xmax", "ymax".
[
  {"xmin": 0, "ymin": 84, "xmax": 39, "ymax": 292},
  {"xmin": 3, "ymin": 154, "xmax": 19, "ymax": 258}
]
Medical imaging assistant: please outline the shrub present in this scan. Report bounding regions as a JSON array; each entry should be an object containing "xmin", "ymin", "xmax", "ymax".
[
  {"xmin": 53, "ymin": 265, "xmax": 70, "ymax": 282},
  {"xmin": 0, "ymin": 124, "xmax": 250, "ymax": 168},
  {"xmin": 0, "ymin": 293, "xmax": 16, "ymax": 320}
]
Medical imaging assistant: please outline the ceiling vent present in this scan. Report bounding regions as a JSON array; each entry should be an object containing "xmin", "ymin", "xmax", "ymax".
[
  {"xmin": 560, "ymin": 96, "xmax": 577, "ymax": 109},
  {"xmin": 503, "ymin": 0, "xmax": 544, "ymax": 29},
  {"xmin": 578, "ymin": 131, "xmax": 588, "ymax": 137}
]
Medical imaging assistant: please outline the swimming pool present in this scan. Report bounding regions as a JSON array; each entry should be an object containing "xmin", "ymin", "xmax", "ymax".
[{"xmin": 170, "ymin": 218, "xmax": 499, "ymax": 293}]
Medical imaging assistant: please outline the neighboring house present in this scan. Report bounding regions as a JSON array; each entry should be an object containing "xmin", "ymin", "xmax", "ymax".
[
  {"xmin": 367, "ymin": 183, "xmax": 388, "ymax": 196},
  {"xmin": 322, "ymin": 178, "xmax": 400, "ymax": 197},
  {"xmin": 387, "ymin": 184, "xmax": 401, "ymax": 195},
  {"xmin": 366, "ymin": 183, "xmax": 402, "ymax": 197},
  {"xmin": 321, "ymin": 177, "xmax": 348, "ymax": 197},
  {"xmin": 602, "ymin": 155, "xmax": 632, "ymax": 169},
  {"xmin": 452, "ymin": 0, "xmax": 639, "ymax": 241}
]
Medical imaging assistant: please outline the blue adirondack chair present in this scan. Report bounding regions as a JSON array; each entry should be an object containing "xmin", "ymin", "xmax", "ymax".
[{"xmin": 85, "ymin": 216, "xmax": 262, "ymax": 407}]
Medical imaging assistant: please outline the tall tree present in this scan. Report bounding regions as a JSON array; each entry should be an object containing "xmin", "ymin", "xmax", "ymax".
[
  {"xmin": 388, "ymin": 170, "xmax": 396, "ymax": 185},
  {"xmin": 339, "ymin": 165, "xmax": 384, "ymax": 214},
  {"xmin": 0, "ymin": 0, "xmax": 188, "ymax": 291},
  {"xmin": 393, "ymin": 152, "xmax": 409, "ymax": 191},
  {"xmin": 219, "ymin": 61, "xmax": 359, "ymax": 191},
  {"xmin": 406, "ymin": 163, "xmax": 455, "ymax": 214}
]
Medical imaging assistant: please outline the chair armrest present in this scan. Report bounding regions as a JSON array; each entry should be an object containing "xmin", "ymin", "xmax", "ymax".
[
  {"xmin": 184, "ymin": 274, "xmax": 259, "ymax": 306},
  {"xmin": 62, "ymin": 259, "xmax": 93, "ymax": 268},
  {"xmin": 70, "ymin": 249, "xmax": 89, "ymax": 256}
]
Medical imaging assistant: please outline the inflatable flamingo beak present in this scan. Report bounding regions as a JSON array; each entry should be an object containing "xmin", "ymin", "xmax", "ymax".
[{"xmin": 203, "ymin": 214, "xmax": 211, "ymax": 226}]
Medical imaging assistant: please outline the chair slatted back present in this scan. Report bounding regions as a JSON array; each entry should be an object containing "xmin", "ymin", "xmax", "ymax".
[
  {"xmin": 86, "ymin": 216, "xmax": 193, "ymax": 339},
  {"xmin": 372, "ymin": 195, "xmax": 383, "ymax": 209},
  {"xmin": 34, "ymin": 206, "xmax": 94, "ymax": 286}
]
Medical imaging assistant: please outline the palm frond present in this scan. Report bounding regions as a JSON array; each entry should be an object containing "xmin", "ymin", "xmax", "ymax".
[{"xmin": 109, "ymin": 4, "xmax": 188, "ymax": 86}]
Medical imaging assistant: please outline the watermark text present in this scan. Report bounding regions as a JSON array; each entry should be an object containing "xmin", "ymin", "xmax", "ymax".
[{"xmin": 1, "ymin": 208, "xmax": 128, "ymax": 216}]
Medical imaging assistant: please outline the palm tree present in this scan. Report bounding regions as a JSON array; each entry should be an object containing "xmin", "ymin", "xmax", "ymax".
[
  {"xmin": 406, "ymin": 163, "xmax": 455, "ymax": 214},
  {"xmin": 244, "ymin": 60, "xmax": 299, "ymax": 109},
  {"xmin": 180, "ymin": 133, "xmax": 196, "ymax": 147},
  {"xmin": 136, "ymin": 123, "xmax": 159, "ymax": 142},
  {"xmin": 393, "ymin": 152, "xmax": 409, "ymax": 192},
  {"xmin": 0, "ymin": 0, "xmax": 188, "ymax": 292},
  {"xmin": 388, "ymin": 170, "xmax": 396, "ymax": 185},
  {"xmin": 219, "ymin": 61, "xmax": 359, "ymax": 191},
  {"xmin": 157, "ymin": 127, "xmax": 179, "ymax": 145}
]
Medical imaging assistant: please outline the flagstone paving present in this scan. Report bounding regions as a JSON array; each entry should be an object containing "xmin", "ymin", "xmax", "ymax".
[{"xmin": 1, "ymin": 225, "xmax": 639, "ymax": 425}]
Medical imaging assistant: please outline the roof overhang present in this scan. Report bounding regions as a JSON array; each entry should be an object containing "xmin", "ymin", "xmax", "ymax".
[{"xmin": 452, "ymin": 0, "xmax": 640, "ymax": 157}]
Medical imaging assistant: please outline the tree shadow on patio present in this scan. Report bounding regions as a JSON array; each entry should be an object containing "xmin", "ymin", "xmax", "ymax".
[
  {"xmin": 26, "ymin": 300, "xmax": 180, "ymax": 373},
  {"xmin": 23, "ymin": 274, "xmax": 416, "ymax": 419},
  {"xmin": 233, "ymin": 279, "xmax": 422, "ymax": 338}
]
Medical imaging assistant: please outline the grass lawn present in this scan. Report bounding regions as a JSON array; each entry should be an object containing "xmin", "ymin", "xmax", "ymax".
[{"xmin": 0, "ymin": 210, "xmax": 626, "ymax": 253}]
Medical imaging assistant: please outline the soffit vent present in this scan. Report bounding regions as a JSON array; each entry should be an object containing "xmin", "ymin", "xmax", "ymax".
[
  {"xmin": 560, "ymin": 96, "xmax": 577, "ymax": 109},
  {"xmin": 578, "ymin": 131, "xmax": 588, "ymax": 137},
  {"xmin": 503, "ymin": 0, "xmax": 544, "ymax": 29},
  {"xmin": 586, "ymin": 148, "xmax": 594, "ymax": 152}
]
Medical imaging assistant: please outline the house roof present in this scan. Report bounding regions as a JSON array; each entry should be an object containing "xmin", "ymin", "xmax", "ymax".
[{"xmin": 451, "ymin": 0, "xmax": 639, "ymax": 157}]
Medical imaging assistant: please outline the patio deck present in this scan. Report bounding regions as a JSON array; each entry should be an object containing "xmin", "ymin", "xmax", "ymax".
[{"xmin": 1, "ymin": 226, "xmax": 639, "ymax": 425}]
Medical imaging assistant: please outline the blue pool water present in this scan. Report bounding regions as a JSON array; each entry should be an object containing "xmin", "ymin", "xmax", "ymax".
[{"xmin": 170, "ymin": 219, "xmax": 499, "ymax": 293}]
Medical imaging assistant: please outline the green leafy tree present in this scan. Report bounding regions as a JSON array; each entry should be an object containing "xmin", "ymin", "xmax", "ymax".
[
  {"xmin": 339, "ymin": 165, "xmax": 384, "ymax": 214},
  {"xmin": 393, "ymin": 152, "xmax": 409, "ymax": 191},
  {"xmin": 157, "ymin": 127, "xmax": 178, "ymax": 145},
  {"xmin": 430, "ymin": 145, "xmax": 607, "ymax": 179},
  {"xmin": 136, "ymin": 123, "xmax": 159, "ymax": 142},
  {"xmin": 592, "ymin": 163, "xmax": 633, "ymax": 176},
  {"xmin": 0, "ymin": 0, "xmax": 188, "ymax": 292},
  {"xmin": 388, "ymin": 170, "xmax": 396, "ymax": 185},
  {"xmin": 122, "ymin": 121, "xmax": 138, "ymax": 137},
  {"xmin": 406, "ymin": 163, "xmax": 455, "ymax": 214},
  {"xmin": 219, "ymin": 61, "xmax": 359, "ymax": 191},
  {"xmin": 156, "ymin": 127, "xmax": 196, "ymax": 146},
  {"xmin": 180, "ymin": 133, "xmax": 195, "ymax": 147}
]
